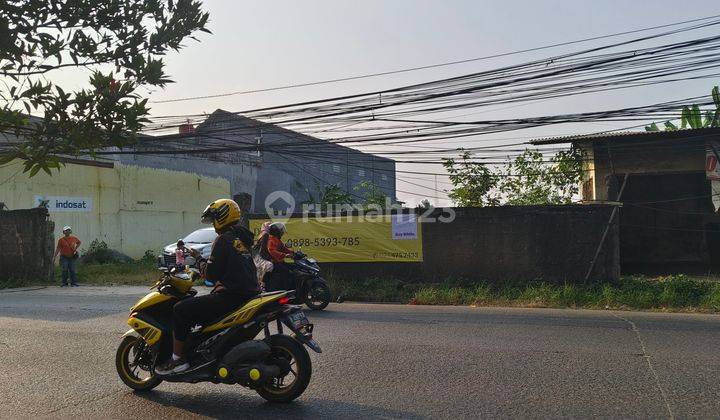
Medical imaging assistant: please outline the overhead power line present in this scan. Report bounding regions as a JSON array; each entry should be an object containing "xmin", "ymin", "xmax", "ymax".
[{"xmin": 151, "ymin": 13, "xmax": 720, "ymax": 104}]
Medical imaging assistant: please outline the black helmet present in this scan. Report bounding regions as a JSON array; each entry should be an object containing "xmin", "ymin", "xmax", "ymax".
[{"xmin": 268, "ymin": 222, "xmax": 286, "ymax": 237}]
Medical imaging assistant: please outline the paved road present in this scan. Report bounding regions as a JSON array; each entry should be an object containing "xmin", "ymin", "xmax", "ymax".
[{"xmin": 1, "ymin": 286, "xmax": 719, "ymax": 419}]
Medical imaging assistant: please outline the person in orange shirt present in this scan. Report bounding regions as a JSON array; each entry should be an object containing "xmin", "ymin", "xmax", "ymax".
[
  {"xmin": 54, "ymin": 226, "xmax": 81, "ymax": 287},
  {"xmin": 263, "ymin": 222, "xmax": 296, "ymax": 291}
]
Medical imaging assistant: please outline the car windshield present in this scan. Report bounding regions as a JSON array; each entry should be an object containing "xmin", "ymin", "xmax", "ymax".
[{"xmin": 183, "ymin": 229, "xmax": 216, "ymax": 244}]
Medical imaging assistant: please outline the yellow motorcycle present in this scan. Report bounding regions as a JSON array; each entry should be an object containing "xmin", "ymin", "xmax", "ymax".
[{"xmin": 115, "ymin": 265, "xmax": 321, "ymax": 402}]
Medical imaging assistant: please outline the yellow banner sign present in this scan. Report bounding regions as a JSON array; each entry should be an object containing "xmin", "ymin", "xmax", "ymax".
[{"xmin": 250, "ymin": 215, "xmax": 422, "ymax": 262}]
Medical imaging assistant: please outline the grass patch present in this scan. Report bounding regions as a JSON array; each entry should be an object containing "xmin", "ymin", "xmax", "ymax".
[
  {"xmin": 51, "ymin": 261, "xmax": 159, "ymax": 286},
  {"xmin": 324, "ymin": 275, "xmax": 421, "ymax": 302},
  {"xmin": 412, "ymin": 275, "xmax": 720, "ymax": 312},
  {"xmin": 1, "ymin": 262, "xmax": 159, "ymax": 289},
  {"xmin": 326, "ymin": 274, "xmax": 720, "ymax": 312}
]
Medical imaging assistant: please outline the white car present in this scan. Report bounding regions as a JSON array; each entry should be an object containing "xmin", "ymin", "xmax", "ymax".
[{"xmin": 158, "ymin": 227, "xmax": 217, "ymax": 268}]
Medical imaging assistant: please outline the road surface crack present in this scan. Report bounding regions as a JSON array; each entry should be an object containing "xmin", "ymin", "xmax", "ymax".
[{"xmin": 612, "ymin": 312, "xmax": 674, "ymax": 420}]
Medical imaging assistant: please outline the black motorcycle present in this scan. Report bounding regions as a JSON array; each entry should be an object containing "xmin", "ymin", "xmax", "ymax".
[{"xmin": 266, "ymin": 252, "xmax": 331, "ymax": 311}]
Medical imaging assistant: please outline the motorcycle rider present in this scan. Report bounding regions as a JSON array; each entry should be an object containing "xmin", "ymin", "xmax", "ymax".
[
  {"xmin": 263, "ymin": 222, "xmax": 296, "ymax": 292},
  {"xmin": 156, "ymin": 199, "xmax": 259, "ymax": 375}
]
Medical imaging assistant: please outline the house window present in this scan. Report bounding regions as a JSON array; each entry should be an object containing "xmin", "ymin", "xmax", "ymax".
[
  {"xmin": 358, "ymin": 169, "xmax": 365, "ymax": 177},
  {"xmin": 333, "ymin": 165, "xmax": 341, "ymax": 173}
]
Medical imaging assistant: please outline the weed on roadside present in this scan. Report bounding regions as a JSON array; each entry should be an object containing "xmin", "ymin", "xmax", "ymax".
[{"xmin": 408, "ymin": 275, "xmax": 720, "ymax": 313}]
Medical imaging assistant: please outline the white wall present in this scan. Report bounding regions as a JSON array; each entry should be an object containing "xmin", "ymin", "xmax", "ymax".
[{"xmin": 0, "ymin": 160, "xmax": 230, "ymax": 258}]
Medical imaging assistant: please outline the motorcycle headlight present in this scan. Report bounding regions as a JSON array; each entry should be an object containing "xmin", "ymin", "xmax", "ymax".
[{"xmin": 307, "ymin": 258, "xmax": 316, "ymax": 264}]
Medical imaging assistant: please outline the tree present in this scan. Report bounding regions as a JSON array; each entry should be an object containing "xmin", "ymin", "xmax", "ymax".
[
  {"xmin": 645, "ymin": 86, "xmax": 720, "ymax": 132},
  {"xmin": 416, "ymin": 199, "xmax": 432, "ymax": 210},
  {"xmin": 0, "ymin": 0, "xmax": 210, "ymax": 175},
  {"xmin": 442, "ymin": 148, "xmax": 583, "ymax": 207},
  {"xmin": 442, "ymin": 150, "xmax": 500, "ymax": 207},
  {"xmin": 500, "ymin": 148, "xmax": 583, "ymax": 205},
  {"xmin": 296, "ymin": 182, "xmax": 354, "ymax": 207},
  {"xmin": 354, "ymin": 180, "xmax": 389, "ymax": 209},
  {"xmin": 317, "ymin": 183, "xmax": 354, "ymax": 206}
]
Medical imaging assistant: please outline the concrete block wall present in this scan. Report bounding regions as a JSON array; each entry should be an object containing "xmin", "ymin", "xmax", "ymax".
[
  {"xmin": 315, "ymin": 205, "xmax": 620, "ymax": 284},
  {"xmin": 0, "ymin": 208, "xmax": 54, "ymax": 282}
]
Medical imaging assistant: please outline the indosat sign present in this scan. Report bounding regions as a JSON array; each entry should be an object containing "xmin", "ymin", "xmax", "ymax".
[{"xmin": 33, "ymin": 196, "xmax": 92, "ymax": 212}]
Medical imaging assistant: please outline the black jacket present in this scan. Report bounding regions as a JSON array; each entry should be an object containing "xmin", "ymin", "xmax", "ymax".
[{"xmin": 205, "ymin": 224, "xmax": 259, "ymax": 295}]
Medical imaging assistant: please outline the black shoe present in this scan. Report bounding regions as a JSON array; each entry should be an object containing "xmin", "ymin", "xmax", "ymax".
[
  {"xmin": 71, "ymin": 283, "xmax": 79, "ymax": 287},
  {"xmin": 155, "ymin": 357, "xmax": 189, "ymax": 375},
  {"xmin": 60, "ymin": 283, "xmax": 68, "ymax": 287}
]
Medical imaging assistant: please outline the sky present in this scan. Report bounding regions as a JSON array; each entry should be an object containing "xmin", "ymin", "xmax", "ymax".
[{"xmin": 52, "ymin": 0, "xmax": 720, "ymax": 205}]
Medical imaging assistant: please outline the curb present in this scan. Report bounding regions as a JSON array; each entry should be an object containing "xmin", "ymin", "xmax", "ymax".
[{"xmin": 0, "ymin": 286, "xmax": 48, "ymax": 294}]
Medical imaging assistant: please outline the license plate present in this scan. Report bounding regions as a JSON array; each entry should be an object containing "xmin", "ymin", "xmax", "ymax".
[{"xmin": 289, "ymin": 311, "xmax": 309, "ymax": 328}]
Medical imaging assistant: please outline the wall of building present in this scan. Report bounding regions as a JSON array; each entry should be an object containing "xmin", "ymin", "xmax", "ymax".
[
  {"xmin": 212, "ymin": 111, "xmax": 396, "ymax": 212},
  {"xmin": 258, "ymin": 205, "xmax": 620, "ymax": 284},
  {"xmin": 578, "ymin": 135, "xmax": 716, "ymax": 272},
  {"xmin": 115, "ymin": 153, "xmax": 258, "ymax": 202},
  {"xmin": 256, "ymin": 150, "xmax": 396, "ymax": 213},
  {"xmin": 585, "ymin": 137, "xmax": 705, "ymax": 201},
  {"xmin": 0, "ymin": 160, "xmax": 229, "ymax": 258},
  {"xmin": 0, "ymin": 208, "xmax": 54, "ymax": 282},
  {"xmin": 616, "ymin": 172, "xmax": 714, "ymax": 271},
  {"xmin": 131, "ymin": 110, "xmax": 397, "ymax": 214}
]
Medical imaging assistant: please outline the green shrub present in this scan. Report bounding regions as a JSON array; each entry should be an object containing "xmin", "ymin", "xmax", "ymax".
[
  {"xmin": 703, "ymin": 283, "xmax": 720, "ymax": 311},
  {"xmin": 657, "ymin": 275, "xmax": 709, "ymax": 308},
  {"xmin": 139, "ymin": 250, "xmax": 157, "ymax": 265},
  {"xmin": 80, "ymin": 239, "xmax": 133, "ymax": 264},
  {"xmin": 469, "ymin": 284, "xmax": 492, "ymax": 305}
]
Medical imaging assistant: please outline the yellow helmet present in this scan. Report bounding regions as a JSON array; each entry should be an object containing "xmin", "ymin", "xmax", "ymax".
[{"xmin": 201, "ymin": 199, "xmax": 241, "ymax": 232}]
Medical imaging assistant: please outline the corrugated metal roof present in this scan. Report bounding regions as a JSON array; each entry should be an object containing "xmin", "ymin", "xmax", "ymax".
[{"xmin": 531, "ymin": 127, "xmax": 720, "ymax": 145}]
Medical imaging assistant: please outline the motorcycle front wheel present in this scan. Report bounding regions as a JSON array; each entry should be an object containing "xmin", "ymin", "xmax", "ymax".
[
  {"xmin": 115, "ymin": 335, "xmax": 162, "ymax": 391},
  {"xmin": 257, "ymin": 335, "xmax": 312, "ymax": 403},
  {"xmin": 305, "ymin": 280, "xmax": 331, "ymax": 311}
]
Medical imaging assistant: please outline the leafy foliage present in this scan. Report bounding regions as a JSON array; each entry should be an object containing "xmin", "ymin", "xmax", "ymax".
[
  {"xmin": 501, "ymin": 149, "xmax": 583, "ymax": 205},
  {"xmin": 0, "ymin": 0, "xmax": 210, "ymax": 174},
  {"xmin": 80, "ymin": 239, "xmax": 133, "ymax": 264},
  {"xmin": 317, "ymin": 183, "xmax": 354, "ymax": 206},
  {"xmin": 140, "ymin": 250, "xmax": 157, "ymax": 265},
  {"xmin": 442, "ymin": 151, "xmax": 500, "ymax": 207},
  {"xmin": 416, "ymin": 199, "xmax": 432, "ymax": 210},
  {"xmin": 296, "ymin": 182, "xmax": 355, "ymax": 207},
  {"xmin": 354, "ymin": 180, "xmax": 389, "ymax": 209},
  {"xmin": 645, "ymin": 85, "xmax": 720, "ymax": 131},
  {"xmin": 443, "ymin": 148, "xmax": 584, "ymax": 207}
]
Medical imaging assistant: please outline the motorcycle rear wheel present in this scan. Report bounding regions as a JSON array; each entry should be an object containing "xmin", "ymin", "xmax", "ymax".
[
  {"xmin": 256, "ymin": 335, "xmax": 312, "ymax": 403},
  {"xmin": 115, "ymin": 335, "xmax": 162, "ymax": 391}
]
